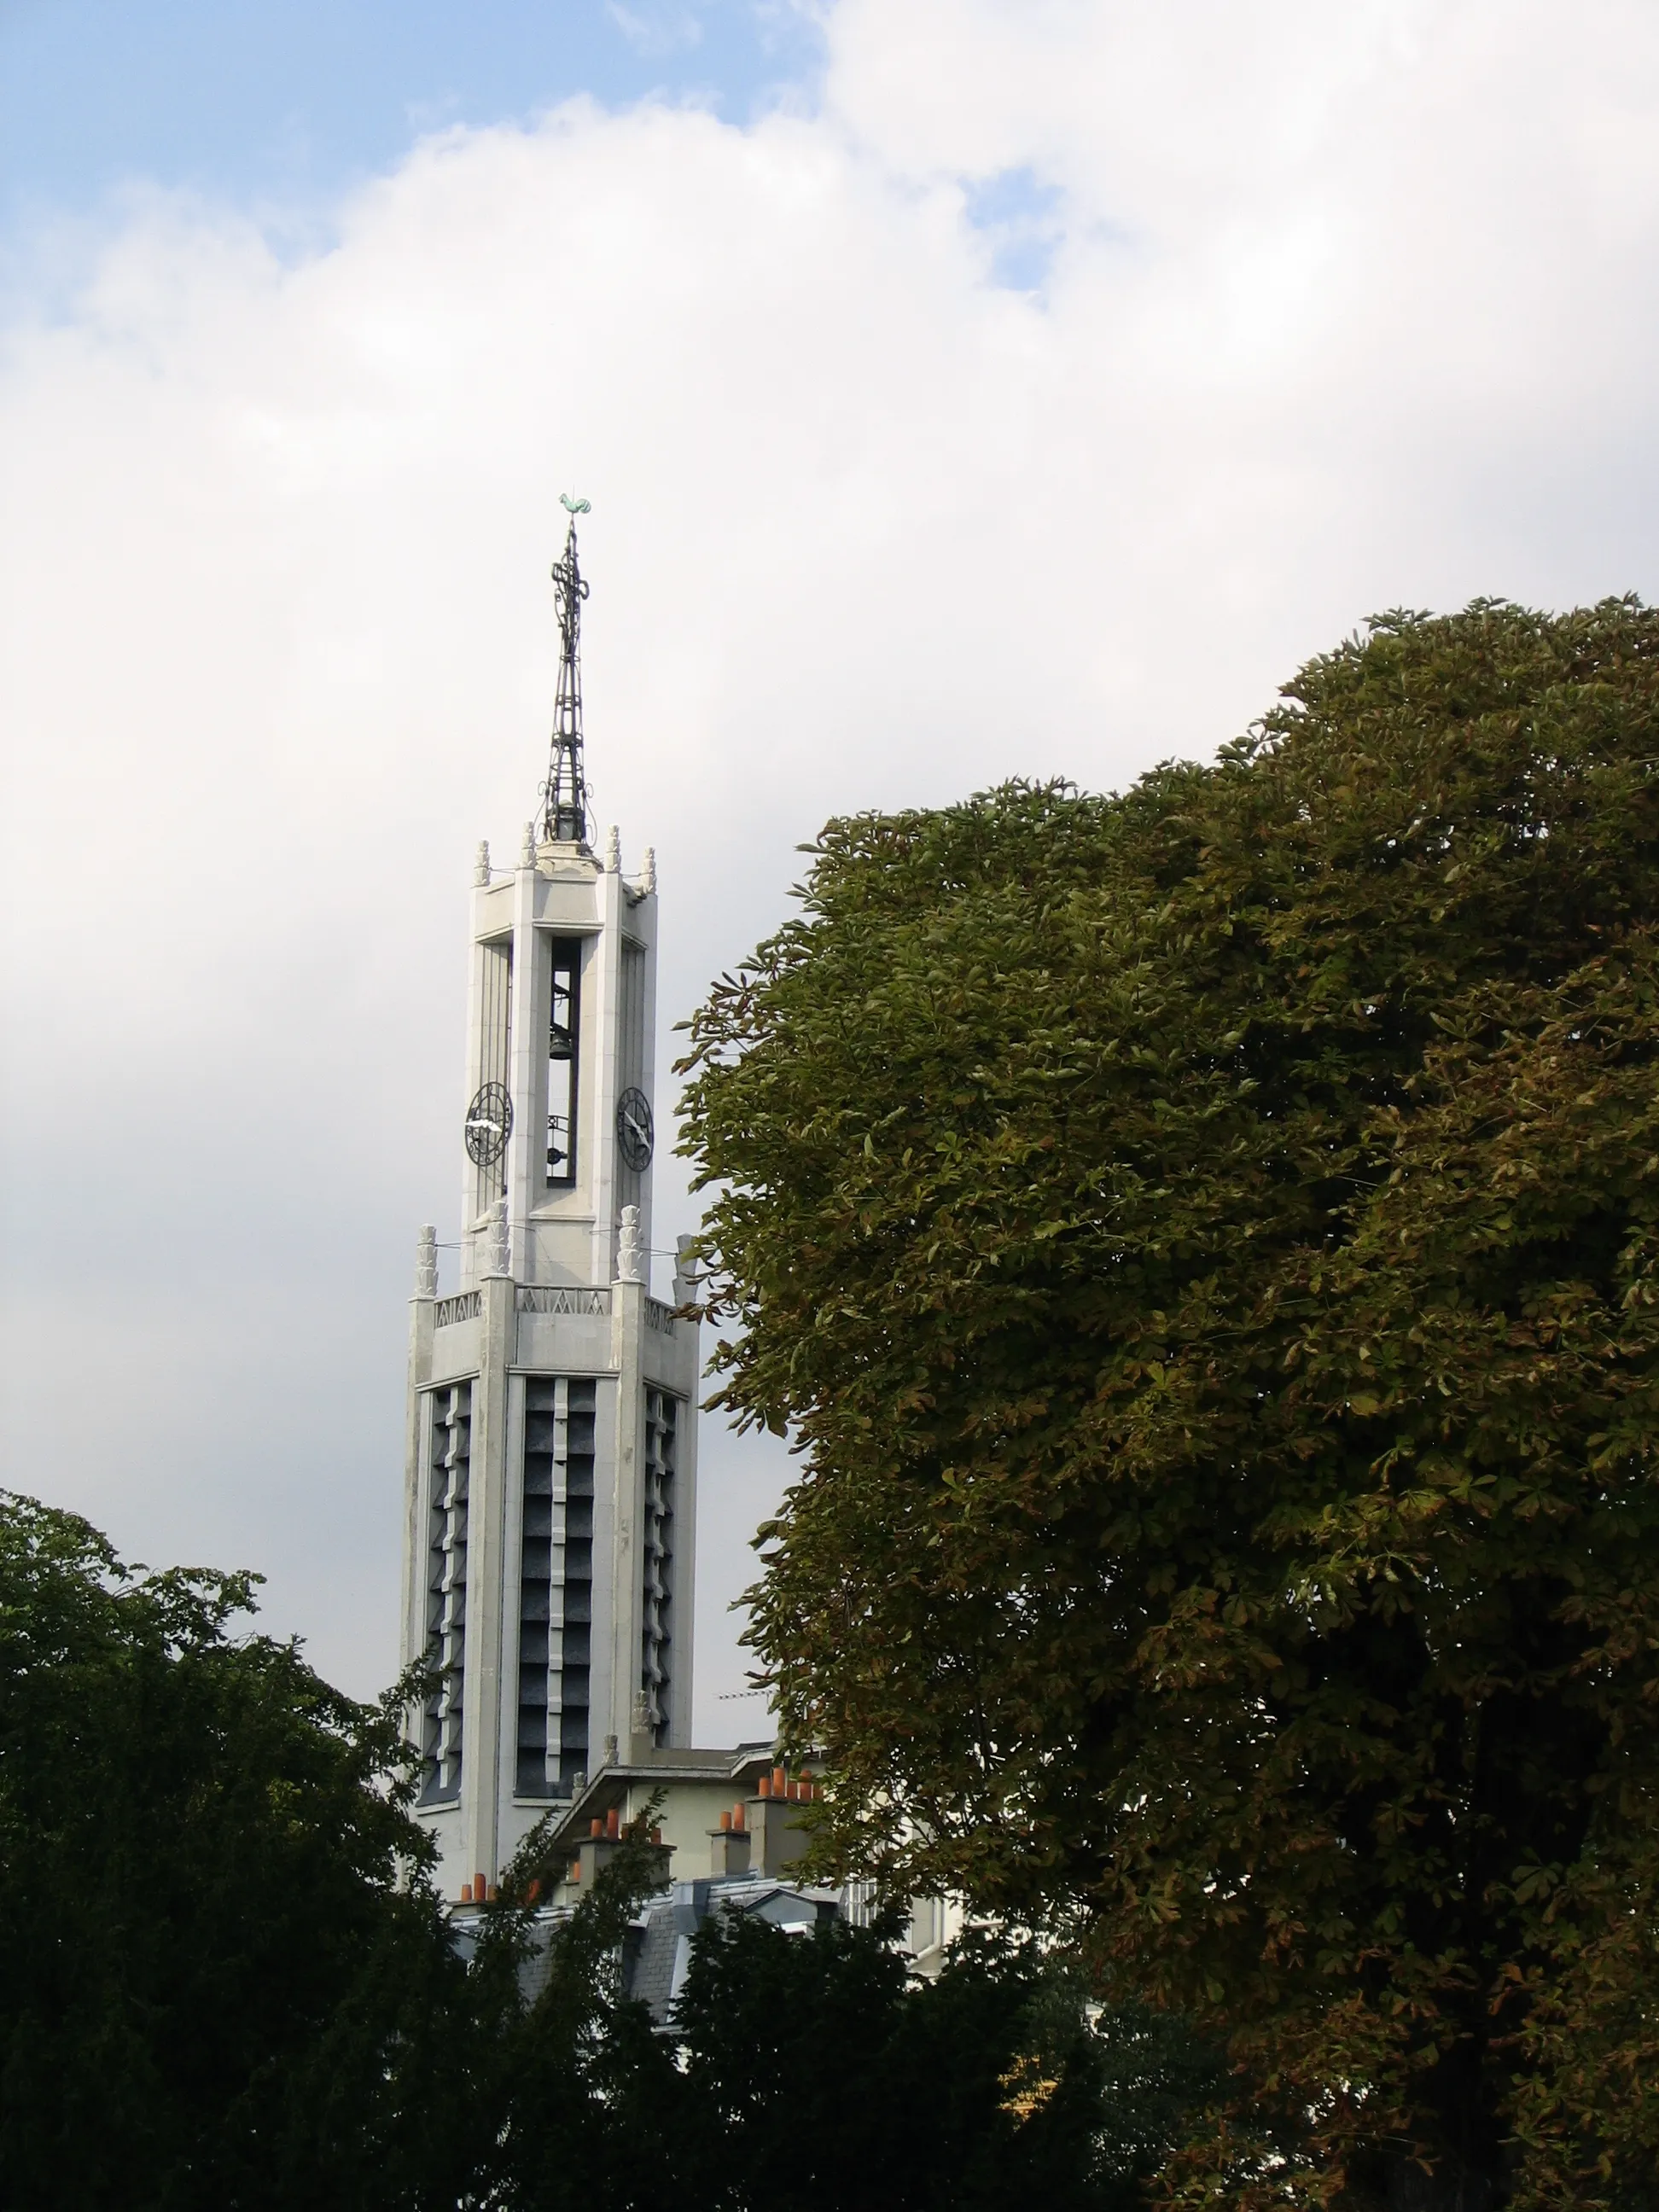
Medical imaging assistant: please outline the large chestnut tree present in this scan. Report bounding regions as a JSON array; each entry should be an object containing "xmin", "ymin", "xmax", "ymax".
[{"xmin": 678, "ymin": 602, "xmax": 1659, "ymax": 2209}]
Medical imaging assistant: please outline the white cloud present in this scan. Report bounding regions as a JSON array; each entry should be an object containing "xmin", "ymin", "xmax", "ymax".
[
  {"xmin": 3, "ymin": 2, "xmax": 1658, "ymax": 1723},
  {"xmin": 605, "ymin": 2, "xmax": 707, "ymax": 60}
]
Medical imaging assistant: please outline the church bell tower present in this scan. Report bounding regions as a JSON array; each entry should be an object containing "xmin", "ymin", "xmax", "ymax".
[{"xmin": 400, "ymin": 505, "xmax": 701, "ymax": 1893}]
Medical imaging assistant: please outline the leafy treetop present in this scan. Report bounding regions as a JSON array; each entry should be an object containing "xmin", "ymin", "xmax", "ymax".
[{"xmin": 678, "ymin": 598, "xmax": 1659, "ymax": 2209}]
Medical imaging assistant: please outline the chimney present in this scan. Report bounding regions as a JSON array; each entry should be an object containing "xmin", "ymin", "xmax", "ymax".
[
  {"xmin": 569, "ymin": 1818, "xmax": 674, "ymax": 1893},
  {"xmin": 746, "ymin": 1782, "xmax": 814, "ymax": 1880},
  {"xmin": 709, "ymin": 1807, "xmax": 753, "ymax": 1877}
]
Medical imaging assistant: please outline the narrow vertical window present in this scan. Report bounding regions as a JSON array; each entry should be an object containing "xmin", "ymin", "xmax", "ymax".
[
  {"xmin": 615, "ymin": 941, "xmax": 646, "ymax": 1208},
  {"xmin": 640, "ymin": 1388, "xmax": 677, "ymax": 1746},
  {"xmin": 518, "ymin": 1376, "xmax": 596, "ymax": 1795},
  {"xmin": 544, "ymin": 939, "xmax": 580, "ymax": 1188},
  {"xmin": 474, "ymin": 942, "xmax": 513, "ymax": 1220},
  {"xmin": 423, "ymin": 1382, "xmax": 471, "ymax": 1802}
]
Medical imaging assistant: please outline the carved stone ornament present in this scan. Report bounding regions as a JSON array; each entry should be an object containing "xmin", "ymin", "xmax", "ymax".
[
  {"xmin": 474, "ymin": 840, "xmax": 491, "ymax": 887},
  {"xmin": 521, "ymin": 820, "xmax": 538, "ymax": 867},
  {"xmin": 641, "ymin": 846, "xmax": 657, "ymax": 895},
  {"xmin": 415, "ymin": 1225, "xmax": 439, "ymax": 1299},
  {"xmin": 615, "ymin": 1203, "xmax": 645, "ymax": 1284},
  {"xmin": 484, "ymin": 1195, "xmax": 511, "ymax": 1279}
]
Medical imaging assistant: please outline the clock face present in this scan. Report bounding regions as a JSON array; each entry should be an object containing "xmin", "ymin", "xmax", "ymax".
[
  {"xmin": 616, "ymin": 1086, "xmax": 654, "ymax": 1173},
  {"xmin": 464, "ymin": 1080, "xmax": 513, "ymax": 1168}
]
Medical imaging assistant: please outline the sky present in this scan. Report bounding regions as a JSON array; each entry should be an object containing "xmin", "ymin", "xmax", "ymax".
[{"xmin": 3, "ymin": 0, "xmax": 1659, "ymax": 1733}]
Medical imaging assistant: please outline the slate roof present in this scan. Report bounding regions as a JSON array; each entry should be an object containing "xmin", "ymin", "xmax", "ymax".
[{"xmin": 503, "ymin": 1872, "xmax": 843, "ymax": 2027}]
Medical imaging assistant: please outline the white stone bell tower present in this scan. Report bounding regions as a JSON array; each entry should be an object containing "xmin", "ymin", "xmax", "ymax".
[{"xmin": 400, "ymin": 507, "xmax": 701, "ymax": 1894}]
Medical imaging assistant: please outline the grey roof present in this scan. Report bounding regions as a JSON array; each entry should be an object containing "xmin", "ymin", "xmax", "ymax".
[
  {"xmin": 625, "ymin": 1907, "xmax": 683, "ymax": 2021},
  {"xmin": 621, "ymin": 1877, "xmax": 841, "ymax": 2024},
  {"xmin": 503, "ymin": 1873, "xmax": 843, "ymax": 2026}
]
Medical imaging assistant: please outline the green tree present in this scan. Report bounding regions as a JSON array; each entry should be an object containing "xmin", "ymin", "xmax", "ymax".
[
  {"xmin": 678, "ymin": 600, "xmax": 1659, "ymax": 2209},
  {"xmin": 487, "ymin": 1814, "xmax": 1209, "ymax": 2212},
  {"xmin": 0, "ymin": 1492, "xmax": 1207, "ymax": 2210},
  {"xmin": 475, "ymin": 1813, "xmax": 685, "ymax": 2212},
  {"xmin": 668, "ymin": 1913, "xmax": 1214, "ymax": 2210},
  {"xmin": 0, "ymin": 1490, "xmax": 485, "ymax": 2212}
]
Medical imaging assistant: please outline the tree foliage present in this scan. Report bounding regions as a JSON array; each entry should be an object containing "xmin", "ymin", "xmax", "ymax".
[
  {"xmin": 487, "ymin": 1821, "xmax": 1212, "ymax": 2212},
  {"xmin": 0, "ymin": 1490, "xmax": 485, "ymax": 2212},
  {"xmin": 473, "ymin": 1814, "xmax": 685, "ymax": 2211},
  {"xmin": 678, "ymin": 600, "xmax": 1659, "ymax": 2207},
  {"xmin": 665, "ymin": 1911, "xmax": 1187, "ymax": 2209},
  {"xmin": 0, "ymin": 1491, "xmax": 1208, "ymax": 2209}
]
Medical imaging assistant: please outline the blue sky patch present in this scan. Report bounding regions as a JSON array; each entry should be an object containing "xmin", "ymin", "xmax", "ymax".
[
  {"xmin": 961, "ymin": 164, "xmax": 1064, "ymax": 294},
  {"xmin": 0, "ymin": 0, "xmax": 824, "ymax": 231}
]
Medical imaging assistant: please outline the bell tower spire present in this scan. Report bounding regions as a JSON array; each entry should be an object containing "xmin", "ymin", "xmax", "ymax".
[
  {"xmin": 402, "ymin": 515, "xmax": 703, "ymax": 1901},
  {"xmin": 540, "ymin": 494, "xmax": 592, "ymax": 847}
]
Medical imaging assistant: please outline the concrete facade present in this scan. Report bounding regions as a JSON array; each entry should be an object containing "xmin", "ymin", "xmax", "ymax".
[
  {"xmin": 399, "ymin": 821, "xmax": 963, "ymax": 1979},
  {"xmin": 403, "ymin": 829, "xmax": 701, "ymax": 1898},
  {"xmin": 538, "ymin": 1746, "xmax": 824, "ymax": 1906}
]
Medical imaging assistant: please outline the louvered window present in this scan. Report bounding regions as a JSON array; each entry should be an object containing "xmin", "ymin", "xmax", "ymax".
[
  {"xmin": 517, "ymin": 1377, "xmax": 596, "ymax": 1796},
  {"xmin": 422, "ymin": 1382, "xmax": 471, "ymax": 1802},
  {"xmin": 640, "ymin": 1388, "xmax": 677, "ymax": 1745}
]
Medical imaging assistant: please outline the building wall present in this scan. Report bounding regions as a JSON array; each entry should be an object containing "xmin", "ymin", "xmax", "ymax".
[{"xmin": 404, "ymin": 830, "xmax": 697, "ymax": 1900}]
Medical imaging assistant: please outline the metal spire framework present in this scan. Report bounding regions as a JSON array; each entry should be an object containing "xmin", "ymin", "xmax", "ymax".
[{"xmin": 541, "ymin": 494, "xmax": 592, "ymax": 845}]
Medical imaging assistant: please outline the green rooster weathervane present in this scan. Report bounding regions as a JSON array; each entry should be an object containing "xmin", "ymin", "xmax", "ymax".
[{"xmin": 561, "ymin": 493, "xmax": 591, "ymax": 516}]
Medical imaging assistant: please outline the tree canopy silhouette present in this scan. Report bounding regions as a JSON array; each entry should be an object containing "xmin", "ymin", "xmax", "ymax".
[
  {"xmin": 680, "ymin": 599, "xmax": 1659, "ymax": 2208},
  {"xmin": 0, "ymin": 1490, "xmax": 1209, "ymax": 2209}
]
